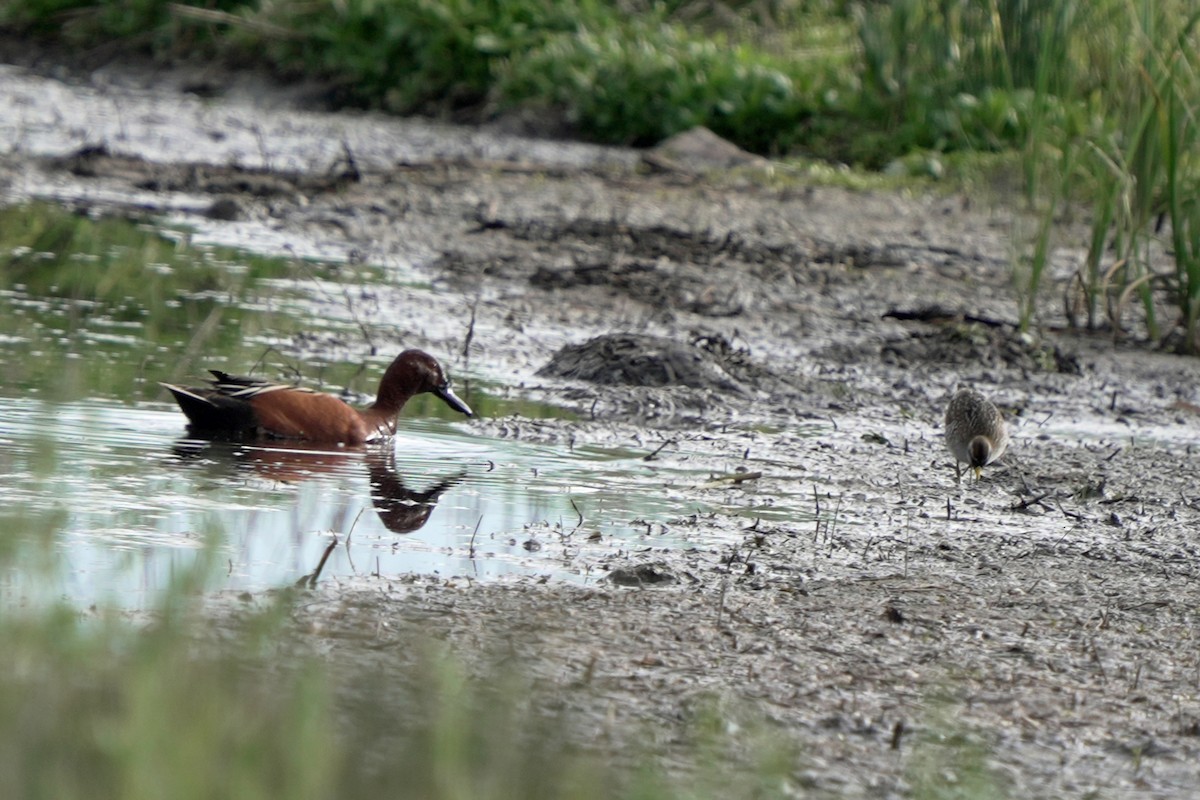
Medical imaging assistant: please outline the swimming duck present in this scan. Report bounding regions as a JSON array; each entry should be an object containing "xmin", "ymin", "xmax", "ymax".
[{"xmin": 162, "ymin": 349, "xmax": 472, "ymax": 444}]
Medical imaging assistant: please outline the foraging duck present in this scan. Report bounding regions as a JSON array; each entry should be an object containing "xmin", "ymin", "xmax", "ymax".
[
  {"xmin": 944, "ymin": 388, "xmax": 1008, "ymax": 482},
  {"xmin": 161, "ymin": 349, "xmax": 472, "ymax": 444}
]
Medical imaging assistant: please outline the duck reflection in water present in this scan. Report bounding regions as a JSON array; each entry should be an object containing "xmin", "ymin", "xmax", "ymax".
[
  {"xmin": 171, "ymin": 438, "xmax": 467, "ymax": 535},
  {"xmin": 365, "ymin": 447, "xmax": 466, "ymax": 534}
]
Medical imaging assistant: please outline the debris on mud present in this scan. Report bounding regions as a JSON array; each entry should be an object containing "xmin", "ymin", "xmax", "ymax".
[
  {"xmin": 606, "ymin": 563, "xmax": 680, "ymax": 586},
  {"xmin": 882, "ymin": 308, "xmax": 1083, "ymax": 374},
  {"xmin": 530, "ymin": 259, "xmax": 746, "ymax": 317}
]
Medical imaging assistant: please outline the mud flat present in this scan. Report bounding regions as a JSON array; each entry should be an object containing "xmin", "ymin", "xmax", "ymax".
[{"xmin": 4, "ymin": 52, "xmax": 1200, "ymax": 797}]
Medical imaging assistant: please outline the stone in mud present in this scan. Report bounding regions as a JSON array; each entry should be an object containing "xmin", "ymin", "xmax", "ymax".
[{"xmin": 537, "ymin": 333, "xmax": 747, "ymax": 393}]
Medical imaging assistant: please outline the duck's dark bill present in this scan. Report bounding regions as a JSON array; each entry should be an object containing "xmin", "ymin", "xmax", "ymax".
[{"xmin": 436, "ymin": 386, "xmax": 473, "ymax": 417}]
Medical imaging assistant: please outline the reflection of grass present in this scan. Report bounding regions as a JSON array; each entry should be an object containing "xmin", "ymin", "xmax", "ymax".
[
  {"xmin": 0, "ymin": 203, "xmax": 288, "ymax": 327},
  {"xmin": 0, "ymin": 203, "xmax": 296, "ymax": 401},
  {"xmin": 403, "ymin": 381, "xmax": 578, "ymax": 422}
]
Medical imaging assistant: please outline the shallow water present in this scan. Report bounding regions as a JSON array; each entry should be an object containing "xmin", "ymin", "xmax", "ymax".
[
  {"xmin": 0, "ymin": 394, "xmax": 789, "ymax": 607},
  {"xmin": 0, "ymin": 199, "xmax": 799, "ymax": 608}
]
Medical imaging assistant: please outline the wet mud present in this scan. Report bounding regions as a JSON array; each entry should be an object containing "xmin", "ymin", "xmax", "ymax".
[{"xmin": 4, "ymin": 52, "xmax": 1200, "ymax": 797}]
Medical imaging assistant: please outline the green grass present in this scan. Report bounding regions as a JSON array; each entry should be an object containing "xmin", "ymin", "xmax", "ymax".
[
  {"xmin": 0, "ymin": 0, "xmax": 1177, "ymax": 172},
  {"xmin": 905, "ymin": 704, "xmax": 1009, "ymax": 800},
  {"xmin": 0, "ymin": 525, "xmax": 801, "ymax": 800},
  {"xmin": 0, "ymin": 1, "xmax": 917, "ymax": 165},
  {"xmin": 1015, "ymin": 1, "xmax": 1200, "ymax": 350}
]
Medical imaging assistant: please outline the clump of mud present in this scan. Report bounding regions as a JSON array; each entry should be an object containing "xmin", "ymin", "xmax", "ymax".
[{"xmin": 537, "ymin": 333, "xmax": 749, "ymax": 393}]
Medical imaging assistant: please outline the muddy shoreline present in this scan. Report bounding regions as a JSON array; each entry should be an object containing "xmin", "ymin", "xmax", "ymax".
[{"xmin": 5, "ymin": 54, "xmax": 1200, "ymax": 797}]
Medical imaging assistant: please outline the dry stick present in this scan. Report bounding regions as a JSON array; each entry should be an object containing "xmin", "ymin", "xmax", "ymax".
[
  {"xmin": 168, "ymin": 3, "xmax": 300, "ymax": 37},
  {"xmin": 715, "ymin": 576, "xmax": 730, "ymax": 629},
  {"xmin": 1054, "ymin": 497, "xmax": 1088, "ymax": 522},
  {"xmin": 468, "ymin": 516, "xmax": 483, "ymax": 559},
  {"xmin": 462, "ymin": 295, "xmax": 479, "ymax": 364},
  {"xmin": 343, "ymin": 508, "xmax": 367, "ymax": 575},
  {"xmin": 299, "ymin": 534, "xmax": 339, "ymax": 588},
  {"xmin": 181, "ymin": 304, "xmax": 224, "ymax": 366},
  {"xmin": 830, "ymin": 495, "xmax": 843, "ymax": 540},
  {"xmin": 812, "ymin": 485, "xmax": 822, "ymax": 542},
  {"xmin": 705, "ymin": 471, "xmax": 763, "ymax": 486},
  {"xmin": 337, "ymin": 138, "xmax": 361, "ymax": 182},
  {"xmin": 1011, "ymin": 492, "xmax": 1053, "ymax": 512},
  {"xmin": 246, "ymin": 345, "xmax": 295, "ymax": 380},
  {"xmin": 643, "ymin": 438, "xmax": 678, "ymax": 461},
  {"xmin": 251, "ymin": 123, "xmax": 271, "ymax": 170}
]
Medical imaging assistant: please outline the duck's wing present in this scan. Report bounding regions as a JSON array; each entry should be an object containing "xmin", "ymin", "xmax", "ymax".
[{"xmin": 206, "ymin": 370, "xmax": 312, "ymax": 399}]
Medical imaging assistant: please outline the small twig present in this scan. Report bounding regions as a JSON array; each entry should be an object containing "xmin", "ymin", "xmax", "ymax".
[
  {"xmin": 462, "ymin": 295, "xmax": 479, "ymax": 364},
  {"xmin": 468, "ymin": 516, "xmax": 483, "ymax": 559},
  {"xmin": 715, "ymin": 576, "xmax": 729, "ymax": 629},
  {"xmin": 337, "ymin": 138, "xmax": 361, "ymax": 182},
  {"xmin": 812, "ymin": 485, "xmax": 822, "ymax": 541},
  {"xmin": 570, "ymin": 498, "xmax": 584, "ymax": 532},
  {"xmin": 643, "ymin": 438, "xmax": 677, "ymax": 461},
  {"xmin": 703, "ymin": 471, "xmax": 763, "ymax": 487},
  {"xmin": 1054, "ymin": 498, "xmax": 1088, "ymax": 521},
  {"xmin": 1010, "ymin": 492, "xmax": 1052, "ymax": 512},
  {"xmin": 890, "ymin": 720, "xmax": 906, "ymax": 750},
  {"xmin": 297, "ymin": 534, "xmax": 339, "ymax": 588},
  {"xmin": 344, "ymin": 507, "xmax": 366, "ymax": 548}
]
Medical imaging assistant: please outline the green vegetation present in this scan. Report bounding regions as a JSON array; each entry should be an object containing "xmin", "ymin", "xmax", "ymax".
[
  {"xmin": 0, "ymin": 1, "xmax": 941, "ymax": 163},
  {"xmin": 905, "ymin": 706, "xmax": 1009, "ymax": 800},
  {"xmin": 0, "ymin": 513, "xmax": 798, "ymax": 800}
]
